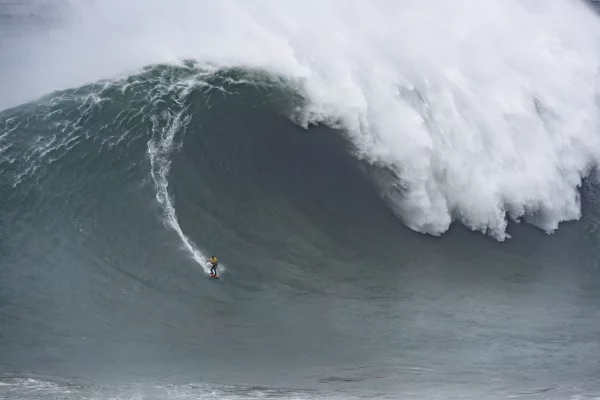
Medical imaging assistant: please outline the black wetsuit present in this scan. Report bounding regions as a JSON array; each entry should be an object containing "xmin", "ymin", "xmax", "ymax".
[{"xmin": 210, "ymin": 262, "xmax": 218, "ymax": 275}]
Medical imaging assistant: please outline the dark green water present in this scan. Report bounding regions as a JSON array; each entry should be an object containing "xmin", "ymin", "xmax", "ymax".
[{"xmin": 0, "ymin": 63, "xmax": 599, "ymax": 399}]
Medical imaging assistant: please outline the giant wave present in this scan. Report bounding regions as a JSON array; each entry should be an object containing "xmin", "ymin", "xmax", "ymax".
[
  {"xmin": 3, "ymin": 2, "xmax": 600, "ymax": 398},
  {"xmin": 5, "ymin": 0, "xmax": 600, "ymax": 241}
]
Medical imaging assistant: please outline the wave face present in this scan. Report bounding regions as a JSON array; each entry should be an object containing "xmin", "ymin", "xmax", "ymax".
[
  {"xmin": 4, "ymin": 0, "xmax": 600, "ymax": 240},
  {"xmin": 1, "ymin": 60, "xmax": 600, "ymax": 399},
  {"xmin": 3, "ymin": 1, "xmax": 600, "ymax": 399}
]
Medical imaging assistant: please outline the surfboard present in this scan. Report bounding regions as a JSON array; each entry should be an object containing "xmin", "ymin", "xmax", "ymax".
[{"xmin": 209, "ymin": 274, "xmax": 219, "ymax": 279}]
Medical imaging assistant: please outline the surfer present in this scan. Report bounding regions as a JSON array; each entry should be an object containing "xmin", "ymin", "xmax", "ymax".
[{"xmin": 206, "ymin": 256, "xmax": 218, "ymax": 276}]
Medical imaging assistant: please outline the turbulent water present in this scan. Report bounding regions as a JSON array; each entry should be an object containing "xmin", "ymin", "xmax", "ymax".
[{"xmin": 2, "ymin": 1, "xmax": 600, "ymax": 399}]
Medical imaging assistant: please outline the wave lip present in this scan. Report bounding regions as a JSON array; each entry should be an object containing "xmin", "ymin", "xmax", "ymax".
[{"xmin": 286, "ymin": 0, "xmax": 600, "ymax": 240}]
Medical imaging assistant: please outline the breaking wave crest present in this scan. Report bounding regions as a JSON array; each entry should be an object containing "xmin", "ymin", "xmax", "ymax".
[{"xmin": 3, "ymin": 0, "xmax": 600, "ymax": 244}]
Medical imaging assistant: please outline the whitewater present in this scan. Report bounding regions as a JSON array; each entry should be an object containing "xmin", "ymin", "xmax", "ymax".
[{"xmin": 3, "ymin": 0, "xmax": 600, "ymax": 241}]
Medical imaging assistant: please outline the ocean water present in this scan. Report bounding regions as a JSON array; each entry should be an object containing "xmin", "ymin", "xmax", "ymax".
[{"xmin": 1, "ymin": 1, "xmax": 600, "ymax": 399}]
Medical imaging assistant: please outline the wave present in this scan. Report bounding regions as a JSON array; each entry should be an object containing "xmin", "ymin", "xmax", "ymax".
[
  {"xmin": 0, "ymin": 64, "xmax": 308, "ymax": 275},
  {"xmin": 4, "ymin": 0, "xmax": 600, "ymax": 241},
  {"xmin": 4, "ymin": 5, "xmax": 600, "ymax": 395}
]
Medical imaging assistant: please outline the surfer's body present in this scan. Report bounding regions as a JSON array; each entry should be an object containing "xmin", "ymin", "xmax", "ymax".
[{"xmin": 206, "ymin": 256, "xmax": 218, "ymax": 277}]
